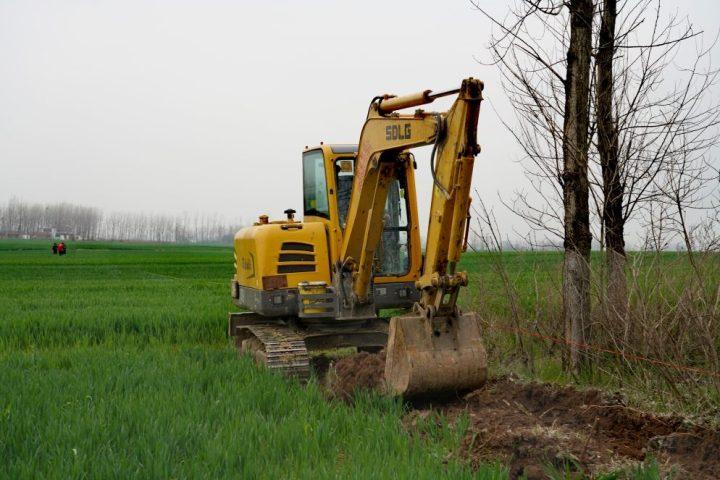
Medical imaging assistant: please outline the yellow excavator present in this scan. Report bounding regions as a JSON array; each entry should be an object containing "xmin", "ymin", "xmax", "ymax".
[{"xmin": 229, "ymin": 78, "xmax": 487, "ymax": 396}]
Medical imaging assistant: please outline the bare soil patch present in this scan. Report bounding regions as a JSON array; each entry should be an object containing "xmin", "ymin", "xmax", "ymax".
[
  {"xmin": 329, "ymin": 352, "xmax": 720, "ymax": 479},
  {"xmin": 328, "ymin": 351, "xmax": 386, "ymax": 400}
]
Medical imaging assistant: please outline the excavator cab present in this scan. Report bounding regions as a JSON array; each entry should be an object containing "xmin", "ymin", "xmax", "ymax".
[{"xmin": 301, "ymin": 144, "xmax": 422, "ymax": 309}]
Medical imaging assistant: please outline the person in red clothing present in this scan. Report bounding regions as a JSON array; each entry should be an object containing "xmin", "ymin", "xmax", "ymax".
[{"xmin": 57, "ymin": 242, "xmax": 66, "ymax": 256}]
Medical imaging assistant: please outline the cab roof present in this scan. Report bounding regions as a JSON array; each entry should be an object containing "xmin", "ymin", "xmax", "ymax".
[{"xmin": 303, "ymin": 144, "xmax": 357, "ymax": 154}]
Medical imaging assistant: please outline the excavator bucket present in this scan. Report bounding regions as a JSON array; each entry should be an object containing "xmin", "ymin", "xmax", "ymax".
[{"xmin": 385, "ymin": 311, "xmax": 487, "ymax": 396}]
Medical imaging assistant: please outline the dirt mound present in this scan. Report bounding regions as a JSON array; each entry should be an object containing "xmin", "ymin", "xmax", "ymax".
[
  {"xmin": 647, "ymin": 428, "xmax": 720, "ymax": 478},
  {"xmin": 428, "ymin": 376, "xmax": 720, "ymax": 478},
  {"xmin": 326, "ymin": 353, "xmax": 720, "ymax": 478},
  {"xmin": 329, "ymin": 351, "xmax": 385, "ymax": 399}
]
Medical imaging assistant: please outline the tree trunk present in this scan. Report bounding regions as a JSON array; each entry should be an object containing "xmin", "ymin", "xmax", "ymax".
[
  {"xmin": 562, "ymin": 0, "xmax": 594, "ymax": 373},
  {"xmin": 596, "ymin": 0, "xmax": 628, "ymax": 343}
]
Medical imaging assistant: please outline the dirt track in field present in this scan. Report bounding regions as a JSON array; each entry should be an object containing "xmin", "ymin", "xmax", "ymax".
[{"xmin": 328, "ymin": 352, "xmax": 720, "ymax": 479}]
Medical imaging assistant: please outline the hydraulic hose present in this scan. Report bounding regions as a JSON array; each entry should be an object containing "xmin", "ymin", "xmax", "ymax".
[{"xmin": 430, "ymin": 113, "xmax": 451, "ymax": 199}]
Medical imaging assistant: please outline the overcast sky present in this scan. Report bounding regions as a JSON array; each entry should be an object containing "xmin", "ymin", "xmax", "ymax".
[{"xmin": 1, "ymin": 0, "xmax": 718, "ymax": 244}]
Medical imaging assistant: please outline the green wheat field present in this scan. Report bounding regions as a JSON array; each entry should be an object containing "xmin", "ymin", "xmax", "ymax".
[
  {"xmin": 1, "ymin": 240, "xmax": 698, "ymax": 478},
  {"xmin": 0, "ymin": 240, "xmax": 511, "ymax": 479}
]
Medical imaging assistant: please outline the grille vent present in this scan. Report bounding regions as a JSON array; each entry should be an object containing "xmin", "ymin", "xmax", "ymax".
[
  {"xmin": 281, "ymin": 242, "xmax": 314, "ymax": 252},
  {"xmin": 278, "ymin": 242, "xmax": 316, "ymax": 274}
]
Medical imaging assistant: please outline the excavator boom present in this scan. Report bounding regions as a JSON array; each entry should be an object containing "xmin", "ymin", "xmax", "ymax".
[{"xmin": 339, "ymin": 78, "xmax": 488, "ymax": 395}]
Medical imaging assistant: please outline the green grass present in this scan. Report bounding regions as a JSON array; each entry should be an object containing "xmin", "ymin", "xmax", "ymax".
[
  {"xmin": 462, "ymin": 248, "xmax": 720, "ymax": 420},
  {"xmin": 2, "ymin": 239, "xmax": 702, "ymax": 478},
  {"xmin": 0, "ymin": 240, "xmax": 509, "ymax": 479}
]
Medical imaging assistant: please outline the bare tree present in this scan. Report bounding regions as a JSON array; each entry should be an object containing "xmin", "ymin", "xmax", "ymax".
[
  {"xmin": 595, "ymin": 0, "xmax": 626, "ymax": 330},
  {"xmin": 475, "ymin": 0, "xmax": 720, "ymax": 360},
  {"xmin": 592, "ymin": 1, "xmax": 719, "ymax": 343},
  {"xmin": 474, "ymin": 0, "xmax": 595, "ymax": 371},
  {"xmin": 562, "ymin": 0, "xmax": 595, "ymax": 373}
]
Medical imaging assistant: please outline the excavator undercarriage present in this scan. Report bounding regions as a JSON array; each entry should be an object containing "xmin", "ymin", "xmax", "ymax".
[{"xmin": 229, "ymin": 312, "xmax": 389, "ymax": 381}]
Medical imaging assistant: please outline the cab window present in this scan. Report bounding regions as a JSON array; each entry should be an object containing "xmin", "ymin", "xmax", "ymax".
[
  {"xmin": 333, "ymin": 158, "xmax": 410, "ymax": 276},
  {"xmin": 334, "ymin": 158, "xmax": 354, "ymax": 228},
  {"xmin": 303, "ymin": 150, "xmax": 329, "ymax": 219},
  {"xmin": 377, "ymin": 178, "xmax": 410, "ymax": 276}
]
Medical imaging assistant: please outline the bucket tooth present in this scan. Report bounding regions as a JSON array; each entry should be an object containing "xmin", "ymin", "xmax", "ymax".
[{"xmin": 385, "ymin": 311, "xmax": 487, "ymax": 396}]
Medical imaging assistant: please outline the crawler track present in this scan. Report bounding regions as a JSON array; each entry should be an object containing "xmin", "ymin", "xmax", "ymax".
[{"xmin": 239, "ymin": 324, "xmax": 311, "ymax": 381}]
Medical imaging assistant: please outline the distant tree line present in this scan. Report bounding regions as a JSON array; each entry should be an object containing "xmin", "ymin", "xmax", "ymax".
[{"xmin": 0, "ymin": 198, "xmax": 243, "ymax": 244}]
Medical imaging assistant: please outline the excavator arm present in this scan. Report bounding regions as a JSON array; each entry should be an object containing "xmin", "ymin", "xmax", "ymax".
[
  {"xmin": 340, "ymin": 79, "xmax": 483, "ymax": 307},
  {"xmin": 339, "ymin": 104, "xmax": 439, "ymax": 304},
  {"xmin": 339, "ymin": 78, "xmax": 488, "ymax": 396}
]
